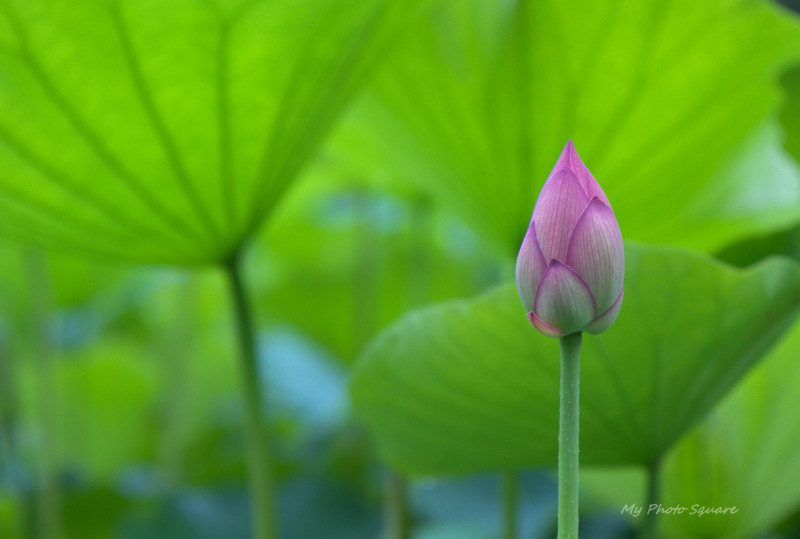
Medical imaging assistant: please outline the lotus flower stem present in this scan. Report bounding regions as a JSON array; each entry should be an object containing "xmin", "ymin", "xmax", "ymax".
[
  {"xmin": 502, "ymin": 472, "xmax": 519, "ymax": 539},
  {"xmin": 558, "ymin": 332, "xmax": 582, "ymax": 539},
  {"xmin": 643, "ymin": 458, "xmax": 662, "ymax": 539},
  {"xmin": 225, "ymin": 251, "xmax": 277, "ymax": 539}
]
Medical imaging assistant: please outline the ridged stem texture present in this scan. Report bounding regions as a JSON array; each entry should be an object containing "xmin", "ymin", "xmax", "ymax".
[{"xmin": 558, "ymin": 332, "xmax": 582, "ymax": 539}]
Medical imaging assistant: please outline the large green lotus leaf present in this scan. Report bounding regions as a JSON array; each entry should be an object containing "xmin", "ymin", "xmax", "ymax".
[
  {"xmin": 579, "ymin": 320, "xmax": 800, "ymax": 538},
  {"xmin": 349, "ymin": 243, "xmax": 800, "ymax": 475},
  {"xmin": 333, "ymin": 0, "xmax": 800, "ymax": 254},
  {"xmin": 654, "ymin": 320, "xmax": 800, "ymax": 538},
  {"xmin": 0, "ymin": 0, "xmax": 423, "ymax": 265},
  {"xmin": 685, "ymin": 121, "xmax": 800, "ymax": 250}
]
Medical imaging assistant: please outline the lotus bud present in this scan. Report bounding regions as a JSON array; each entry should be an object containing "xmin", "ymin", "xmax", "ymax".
[{"xmin": 516, "ymin": 141, "xmax": 624, "ymax": 337}]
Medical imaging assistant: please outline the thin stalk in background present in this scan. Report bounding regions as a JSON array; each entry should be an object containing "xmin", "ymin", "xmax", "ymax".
[
  {"xmin": 351, "ymin": 188, "xmax": 405, "ymax": 538},
  {"xmin": 0, "ymin": 334, "xmax": 22, "ymax": 534},
  {"xmin": 558, "ymin": 332, "xmax": 582, "ymax": 539},
  {"xmin": 156, "ymin": 275, "xmax": 197, "ymax": 493},
  {"xmin": 407, "ymin": 194, "xmax": 432, "ymax": 309},
  {"xmin": 503, "ymin": 472, "xmax": 519, "ymax": 539},
  {"xmin": 352, "ymin": 187, "xmax": 380, "ymax": 352},
  {"xmin": 384, "ymin": 471, "xmax": 409, "ymax": 539},
  {"xmin": 24, "ymin": 250, "xmax": 60, "ymax": 539},
  {"xmin": 225, "ymin": 251, "xmax": 277, "ymax": 539},
  {"xmin": 643, "ymin": 458, "xmax": 662, "ymax": 539}
]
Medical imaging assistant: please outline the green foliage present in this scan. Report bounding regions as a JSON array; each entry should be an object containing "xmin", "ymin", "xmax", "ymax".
[
  {"xmin": 55, "ymin": 342, "xmax": 159, "ymax": 480},
  {"xmin": 350, "ymin": 242, "xmax": 800, "ymax": 474},
  {"xmin": 0, "ymin": 244, "xmax": 124, "ymax": 319},
  {"xmin": 335, "ymin": 0, "xmax": 800, "ymax": 254},
  {"xmin": 0, "ymin": 494, "xmax": 22, "ymax": 539},
  {"xmin": 781, "ymin": 63, "xmax": 800, "ymax": 163},
  {"xmin": 252, "ymin": 170, "xmax": 505, "ymax": 363},
  {"xmin": 717, "ymin": 222, "xmax": 800, "ymax": 267},
  {"xmin": 658, "ymin": 319, "xmax": 800, "ymax": 538},
  {"xmin": 1, "ymin": 0, "xmax": 800, "ymax": 536},
  {"xmin": 580, "ymin": 320, "xmax": 800, "ymax": 538},
  {"xmin": 0, "ymin": 0, "xmax": 424, "ymax": 265}
]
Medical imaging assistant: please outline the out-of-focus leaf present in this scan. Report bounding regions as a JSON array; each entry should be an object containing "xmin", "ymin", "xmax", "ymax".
[
  {"xmin": 684, "ymin": 121, "xmax": 800, "ymax": 249},
  {"xmin": 55, "ymin": 341, "xmax": 158, "ymax": 480},
  {"xmin": 716, "ymin": 223, "xmax": 800, "ymax": 267},
  {"xmin": 253, "ymin": 172, "xmax": 504, "ymax": 362},
  {"xmin": 62, "ymin": 487, "xmax": 129, "ymax": 539},
  {"xmin": 656, "ymin": 320, "xmax": 800, "ymax": 539},
  {"xmin": 411, "ymin": 473, "xmax": 557, "ymax": 539},
  {"xmin": 278, "ymin": 478, "xmax": 381, "ymax": 539},
  {"xmin": 0, "ymin": 494, "xmax": 21, "ymax": 539},
  {"xmin": 0, "ymin": 0, "xmax": 424, "ymax": 265},
  {"xmin": 350, "ymin": 243, "xmax": 800, "ymax": 475},
  {"xmin": 782, "ymin": 64, "xmax": 800, "ymax": 162},
  {"xmin": 261, "ymin": 329, "xmax": 348, "ymax": 431},
  {"xmin": 334, "ymin": 0, "xmax": 800, "ymax": 254},
  {"xmin": 119, "ymin": 489, "xmax": 250, "ymax": 539},
  {"xmin": 0, "ymin": 244, "xmax": 125, "ymax": 319}
]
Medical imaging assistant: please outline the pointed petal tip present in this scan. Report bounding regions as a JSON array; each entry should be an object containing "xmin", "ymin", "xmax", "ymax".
[
  {"xmin": 563, "ymin": 139, "xmax": 580, "ymax": 160},
  {"xmin": 547, "ymin": 258, "xmax": 567, "ymax": 270},
  {"xmin": 584, "ymin": 289, "xmax": 624, "ymax": 335},
  {"xmin": 551, "ymin": 141, "xmax": 612, "ymax": 209},
  {"xmin": 581, "ymin": 195, "xmax": 618, "ymax": 221},
  {"xmin": 587, "ymin": 195, "xmax": 615, "ymax": 214},
  {"xmin": 533, "ymin": 170, "xmax": 589, "ymax": 261},
  {"xmin": 554, "ymin": 140, "xmax": 579, "ymax": 171},
  {"xmin": 528, "ymin": 311, "xmax": 567, "ymax": 338}
]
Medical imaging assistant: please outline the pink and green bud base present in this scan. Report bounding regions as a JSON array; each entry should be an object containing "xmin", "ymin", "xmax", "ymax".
[{"xmin": 516, "ymin": 140, "xmax": 624, "ymax": 338}]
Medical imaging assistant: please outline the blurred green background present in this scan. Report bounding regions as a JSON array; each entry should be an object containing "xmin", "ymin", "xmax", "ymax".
[{"xmin": 2, "ymin": 0, "xmax": 800, "ymax": 538}]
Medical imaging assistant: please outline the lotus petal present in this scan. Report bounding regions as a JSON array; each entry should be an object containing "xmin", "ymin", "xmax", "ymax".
[
  {"xmin": 528, "ymin": 311, "xmax": 568, "ymax": 337},
  {"xmin": 532, "ymin": 169, "xmax": 588, "ymax": 262},
  {"xmin": 565, "ymin": 197, "xmax": 624, "ymax": 312},
  {"xmin": 584, "ymin": 289, "xmax": 624, "ymax": 335},
  {"xmin": 515, "ymin": 222, "xmax": 547, "ymax": 312},
  {"xmin": 533, "ymin": 260, "xmax": 597, "ymax": 335},
  {"xmin": 552, "ymin": 140, "xmax": 611, "ymax": 208}
]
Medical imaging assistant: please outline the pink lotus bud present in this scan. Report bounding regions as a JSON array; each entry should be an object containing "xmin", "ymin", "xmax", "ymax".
[{"xmin": 516, "ymin": 141, "xmax": 624, "ymax": 337}]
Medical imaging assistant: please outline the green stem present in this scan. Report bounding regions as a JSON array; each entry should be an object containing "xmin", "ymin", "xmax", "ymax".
[
  {"xmin": 558, "ymin": 332, "xmax": 582, "ymax": 539},
  {"xmin": 225, "ymin": 252, "xmax": 277, "ymax": 539},
  {"xmin": 643, "ymin": 458, "xmax": 661, "ymax": 539},
  {"xmin": 384, "ymin": 471, "xmax": 409, "ymax": 539},
  {"xmin": 503, "ymin": 472, "xmax": 518, "ymax": 539}
]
